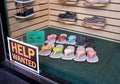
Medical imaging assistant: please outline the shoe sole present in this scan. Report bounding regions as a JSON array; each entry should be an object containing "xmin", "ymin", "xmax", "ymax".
[
  {"xmin": 82, "ymin": 22, "xmax": 105, "ymax": 29},
  {"xmin": 58, "ymin": 0, "xmax": 78, "ymax": 5},
  {"xmin": 83, "ymin": 2, "xmax": 108, "ymax": 7},
  {"xmin": 59, "ymin": 18, "xmax": 76, "ymax": 24},
  {"xmin": 15, "ymin": 13, "xmax": 34, "ymax": 19}
]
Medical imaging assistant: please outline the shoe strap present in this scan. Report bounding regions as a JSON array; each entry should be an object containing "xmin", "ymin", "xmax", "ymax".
[
  {"xmin": 68, "ymin": 35, "xmax": 76, "ymax": 42},
  {"xmin": 47, "ymin": 34, "xmax": 56, "ymax": 41},
  {"xmin": 87, "ymin": 51, "xmax": 96, "ymax": 58},
  {"xmin": 58, "ymin": 35, "xmax": 67, "ymax": 42},
  {"xmin": 64, "ymin": 48, "xmax": 74, "ymax": 56},
  {"xmin": 53, "ymin": 47, "xmax": 63, "ymax": 55},
  {"xmin": 41, "ymin": 45, "xmax": 52, "ymax": 51},
  {"xmin": 76, "ymin": 50, "xmax": 85, "ymax": 57}
]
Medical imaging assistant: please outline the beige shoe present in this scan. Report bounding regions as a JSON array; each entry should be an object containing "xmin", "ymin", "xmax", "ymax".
[
  {"xmin": 58, "ymin": 0, "xmax": 79, "ymax": 5},
  {"xmin": 83, "ymin": 0, "xmax": 110, "ymax": 7}
]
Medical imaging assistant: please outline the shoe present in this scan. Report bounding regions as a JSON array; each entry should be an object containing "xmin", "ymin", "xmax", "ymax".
[
  {"xmin": 14, "ymin": 0, "xmax": 34, "ymax": 4},
  {"xmin": 15, "ymin": 12, "xmax": 23, "ymax": 16},
  {"xmin": 82, "ymin": 16, "xmax": 106, "ymax": 29},
  {"xmin": 84, "ymin": 0, "xmax": 109, "ymax": 7},
  {"xmin": 50, "ymin": 44, "xmax": 64, "ymax": 59},
  {"xmin": 61, "ymin": 46, "xmax": 75, "ymax": 60},
  {"xmin": 59, "ymin": 0, "xmax": 79, "ymax": 5},
  {"xmin": 67, "ymin": 35, "xmax": 77, "ymax": 45},
  {"xmin": 76, "ymin": 36, "xmax": 86, "ymax": 46},
  {"xmin": 15, "ymin": 8, "xmax": 34, "ymax": 19},
  {"xmin": 45, "ymin": 34, "xmax": 57, "ymax": 43},
  {"xmin": 73, "ymin": 46, "xmax": 86, "ymax": 62},
  {"xmin": 85, "ymin": 37, "xmax": 96, "ymax": 48},
  {"xmin": 86, "ymin": 47, "xmax": 99, "ymax": 63},
  {"xmin": 23, "ymin": 8, "xmax": 34, "ymax": 16},
  {"xmin": 39, "ymin": 43, "xmax": 54, "ymax": 56},
  {"xmin": 56, "ymin": 34, "xmax": 67, "ymax": 44},
  {"xmin": 86, "ymin": 0, "xmax": 109, "ymax": 3},
  {"xmin": 59, "ymin": 11, "xmax": 77, "ymax": 22}
]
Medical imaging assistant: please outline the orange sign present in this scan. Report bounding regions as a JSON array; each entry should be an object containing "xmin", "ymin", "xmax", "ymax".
[{"xmin": 7, "ymin": 37, "xmax": 39, "ymax": 73}]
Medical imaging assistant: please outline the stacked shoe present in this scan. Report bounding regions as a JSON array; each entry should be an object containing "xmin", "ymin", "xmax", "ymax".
[
  {"xmin": 15, "ymin": 8, "xmax": 35, "ymax": 19},
  {"xmin": 58, "ymin": 11, "xmax": 77, "ymax": 24},
  {"xmin": 83, "ymin": 0, "xmax": 110, "ymax": 7},
  {"xmin": 82, "ymin": 16, "xmax": 106, "ymax": 29}
]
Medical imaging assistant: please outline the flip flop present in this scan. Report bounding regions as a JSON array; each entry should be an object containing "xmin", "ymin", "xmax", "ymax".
[
  {"xmin": 86, "ymin": 47, "xmax": 99, "ymax": 63},
  {"xmin": 56, "ymin": 34, "xmax": 67, "ymax": 44},
  {"xmin": 74, "ymin": 46, "xmax": 86, "ymax": 62},
  {"xmin": 61, "ymin": 46, "xmax": 75, "ymax": 60},
  {"xmin": 39, "ymin": 43, "xmax": 54, "ymax": 56},
  {"xmin": 50, "ymin": 45, "xmax": 64, "ymax": 59},
  {"xmin": 76, "ymin": 36, "xmax": 86, "ymax": 47},
  {"xmin": 67, "ymin": 35, "xmax": 76, "ymax": 45},
  {"xmin": 45, "ymin": 34, "xmax": 57, "ymax": 44}
]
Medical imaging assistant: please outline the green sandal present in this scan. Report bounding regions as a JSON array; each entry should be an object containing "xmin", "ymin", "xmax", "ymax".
[{"xmin": 53, "ymin": 47, "xmax": 63, "ymax": 55}]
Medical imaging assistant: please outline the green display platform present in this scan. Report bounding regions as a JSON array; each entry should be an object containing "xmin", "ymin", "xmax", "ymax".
[{"xmin": 39, "ymin": 27, "xmax": 120, "ymax": 84}]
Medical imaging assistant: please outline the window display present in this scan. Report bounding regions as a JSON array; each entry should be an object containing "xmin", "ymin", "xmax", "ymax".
[
  {"xmin": 4, "ymin": 0, "xmax": 120, "ymax": 83},
  {"xmin": 37, "ymin": 30, "xmax": 98, "ymax": 62}
]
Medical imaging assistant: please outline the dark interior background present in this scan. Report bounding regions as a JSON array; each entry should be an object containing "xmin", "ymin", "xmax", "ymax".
[{"xmin": 0, "ymin": 0, "xmax": 9, "ymax": 63}]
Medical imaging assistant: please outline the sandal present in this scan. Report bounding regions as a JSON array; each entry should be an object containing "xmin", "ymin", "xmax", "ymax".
[
  {"xmin": 39, "ymin": 43, "xmax": 54, "ymax": 56},
  {"xmin": 76, "ymin": 36, "xmax": 86, "ymax": 46},
  {"xmin": 61, "ymin": 46, "xmax": 75, "ymax": 60},
  {"xmin": 67, "ymin": 35, "xmax": 76, "ymax": 45},
  {"xmin": 41, "ymin": 45, "xmax": 52, "ymax": 51},
  {"xmin": 74, "ymin": 46, "xmax": 86, "ymax": 62},
  {"xmin": 50, "ymin": 45, "xmax": 64, "ymax": 59},
  {"xmin": 56, "ymin": 34, "xmax": 67, "ymax": 44},
  {"xmin": 45, "ymin": 34, "xmax": 57, "ymax": 43},
  {"xmin": 86, "ymin": 47, "xmax": 99, "ymax": 63}
]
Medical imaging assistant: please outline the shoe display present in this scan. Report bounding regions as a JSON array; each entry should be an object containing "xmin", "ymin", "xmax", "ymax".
[
  {"xmin": 15, "ymin": 8, "xmax": 35, "ymax": 19},
  {"xmin": 58, "ymin": 11, "xmax": 77, "ymax": 24},
  {"xmin": 14, "ymin": 0, "xmax": 34, "ymax": 19},
  {"xmin": 83, "ymin": 0, "xmax": 110, "ymax": 7},
  {"xmin": 82, "ymin": 16, "xmax": 106, "ymax": 29}
]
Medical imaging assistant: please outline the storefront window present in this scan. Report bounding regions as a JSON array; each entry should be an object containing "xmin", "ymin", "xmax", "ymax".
[{"xmin": 4, "ymin": 0, "xmax": 120, "ymax": 83}]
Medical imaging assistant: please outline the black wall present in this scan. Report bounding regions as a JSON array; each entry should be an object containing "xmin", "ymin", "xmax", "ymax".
[{"xmin": 0, "ymin": 0, "xmax": 9, "ymax": 63}]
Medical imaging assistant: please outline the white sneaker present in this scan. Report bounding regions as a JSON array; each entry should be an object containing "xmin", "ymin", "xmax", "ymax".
[{"xmin": 86, "ymin": 0, "xmax": 109, "ymax": 4}]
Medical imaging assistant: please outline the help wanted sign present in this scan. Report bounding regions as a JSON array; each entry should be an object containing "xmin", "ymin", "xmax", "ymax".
[{"xmin": 7, "ymin": 37, "xmax": 39, "ymax": 73}]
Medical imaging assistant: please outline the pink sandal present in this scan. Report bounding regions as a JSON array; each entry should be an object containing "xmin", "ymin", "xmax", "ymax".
[
  {"xmin": 86, "ymin": 47, "xmax": 99, "ymax": 63},
  {"xmin": 45, "ymin": 34, "xmax": 57, "ymax": 43},
  {"xmin": 61, "ymin": 46, "xmax": 75, "ymax": 60},
  {"xmin": 74, "ymin": 46, "xmax": 86, "ymax": 62}
]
